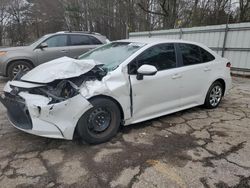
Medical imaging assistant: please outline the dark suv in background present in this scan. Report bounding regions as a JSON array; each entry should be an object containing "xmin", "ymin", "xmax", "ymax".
[{"xmin": 0, "ymin": 31, "xmax": 109, "ymax": 79}]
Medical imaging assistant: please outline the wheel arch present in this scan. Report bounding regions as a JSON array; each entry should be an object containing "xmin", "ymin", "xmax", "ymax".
[
  {"xmin": 213, "ymin": 78, "xmax": 226, "ymax": 96},
  {"xmin": 6, "ymin": 59, "xmax": 35, "ymax": 76},
  {"xmin": 73, "ymin": 94, "xmax": 125, "ymax": 140},
  {"xmin": 88, "ymin": 95, "xmax": 125, "ymax": 120}
]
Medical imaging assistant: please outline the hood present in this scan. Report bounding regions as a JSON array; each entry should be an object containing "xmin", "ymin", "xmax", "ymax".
[
  {"xmin": 0, "ymin": 46, "xmax": 31, "ymax": 52},
  {"xmin": 21, "ymin": 57, "xmax": 97, "ymax": 83}
]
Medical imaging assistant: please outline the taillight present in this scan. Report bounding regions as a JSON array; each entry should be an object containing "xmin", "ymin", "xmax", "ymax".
[{"xmin": 226, "ymin": 62, "xmax": 231, "ymax": 68}]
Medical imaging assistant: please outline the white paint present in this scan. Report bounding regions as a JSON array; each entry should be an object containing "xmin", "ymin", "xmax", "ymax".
[
  {"xmin": 2, "ymin": 39, "xmax": 232, "ymax": 140},
  {"xmin": 21, "ymin": 56, "xmax": 97, "ymax": 83},
  {"xmin": 10, "ymin": 81, "xmax": 45, "ymax": 88},
  {"xmin": 137, "ymin": 64, "xmax": 157, "ymax": 75}
]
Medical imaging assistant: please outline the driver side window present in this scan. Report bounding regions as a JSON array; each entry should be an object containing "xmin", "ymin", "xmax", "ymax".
[
  {"xmin": 44, "ymin": 35, "xmax": 68, "ymax": 48},
  {"xmin": 128, "ymin": 43, "xmax": 176, "ymax": 74}
]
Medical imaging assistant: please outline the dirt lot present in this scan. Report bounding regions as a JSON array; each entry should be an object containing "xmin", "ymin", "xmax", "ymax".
[{"xmin": 0, "ymin": 77, "xmax": 250, "ymax": 188}]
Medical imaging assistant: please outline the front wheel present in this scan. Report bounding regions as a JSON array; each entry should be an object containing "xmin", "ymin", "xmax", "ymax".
[
  {"xmin": 8, "ymin": 61, "xmax": 33, "ymax": 79},
  {"xmin": 77, "ymin": 97, "xmax": 121, "ymax": 144},
  {"xmin": 204, "ymin": 81, "xmax": 224, "ymax": 109}
]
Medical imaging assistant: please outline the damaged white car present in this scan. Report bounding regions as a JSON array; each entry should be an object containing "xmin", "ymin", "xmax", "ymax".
[{"xmin": 0, "ymin": 39, "xmax": 232, "ymax": 144}]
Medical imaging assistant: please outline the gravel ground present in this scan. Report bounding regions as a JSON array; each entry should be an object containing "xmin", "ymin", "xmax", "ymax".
[{"xmin": 0, "ymin": 76, "xmax": 250, "ymax": 188}]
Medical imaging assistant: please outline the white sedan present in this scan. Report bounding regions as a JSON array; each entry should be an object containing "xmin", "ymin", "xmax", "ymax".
[{"xmin": 0, "ymin": 38, "xmax": 232, "ymax": 144}]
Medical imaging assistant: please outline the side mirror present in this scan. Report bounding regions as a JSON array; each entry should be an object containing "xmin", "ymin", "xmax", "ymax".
[
  {"xmin": 39, "ymin": 42, "xmax": 48, "ymax": 49},
  {"xmin": 136, "ymin": 64, "xmax": 157, "ymax": 80}
]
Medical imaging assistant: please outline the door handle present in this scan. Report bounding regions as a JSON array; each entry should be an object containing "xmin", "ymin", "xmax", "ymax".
[
  {"xmin": 61, "ymin": 50, "xmax": 67, "ymax": 53},
  {"xmin": 172, "ymin": 74, "xmax": 182, "ymax": 79},
  {"xmin": 204, "ymin": 67, "xmax": 211, "ymax": 72}
]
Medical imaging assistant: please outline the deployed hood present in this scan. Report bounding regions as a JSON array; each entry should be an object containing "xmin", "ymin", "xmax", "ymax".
[{"xmin": 21, "ymin": 57, "xmax": 97, "ymax": 83}]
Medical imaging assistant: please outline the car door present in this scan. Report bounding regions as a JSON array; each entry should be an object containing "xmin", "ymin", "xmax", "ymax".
[
  {"xmin": 176, "ymin": 43, "xmax": 215, "ymax": 107},
  {"xmin": 68, "ymin": 34, "xmax": 101, "ymax": 58},
  {"xmin": 128, "ymin": 43, "xmax": 182, "ymax": 123},
  {"xmin": 35, "ymin": 34, "xmax": 70, "ymax": 64}
]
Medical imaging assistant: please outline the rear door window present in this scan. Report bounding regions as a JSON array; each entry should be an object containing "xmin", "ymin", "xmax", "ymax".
[
  {"xmin": 69, "ymin": 35, "xmax": 92, "ymax": 45},
  {"xmin": 200, "ymin": 47, "xmax": 215, "ymax": 62},
  {"xmin": 179, "ymin": 43, "xmax": 215, "ymax": 66},
  {"xmin": 179, "ymin": 43, "xmax": 202, "ymax": 66},
  {"xmin": 69, "ymin": 35, "xmax": 103, "ymax": 45},
  {"xmin": 88, "ymin": 36, "xmax": 102, "ymax": 44}
]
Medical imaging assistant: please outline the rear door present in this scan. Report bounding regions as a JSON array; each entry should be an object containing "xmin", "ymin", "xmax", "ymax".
[
  {"xmin": 68, "ymin": 34, "xmax": 102, "ymax": 58},
  {"xmin": 176, "ymin": 43, "xmax": 215, "ymax": 107},
  {"xmin": 35, "ymin": 34, "xmax": 70, "ymax": 64}
]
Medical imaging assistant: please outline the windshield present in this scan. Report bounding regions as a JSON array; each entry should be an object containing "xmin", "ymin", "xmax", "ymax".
[{"xmin": 79, "ymin": 42, "xmax": 145, "ymax": 71}]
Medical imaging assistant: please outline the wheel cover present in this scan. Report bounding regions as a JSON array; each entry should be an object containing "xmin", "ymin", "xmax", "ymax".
[
  {"xmin": 209, "ymin": 85, "xmax": 222, "ymax": 107},
  {"xmin": 87, "ymin": 107, "xmax": 111, "ymax": 133},
  {"xmin": 12, "ymin": 64, "xmax": 31, "ymax": 76}
]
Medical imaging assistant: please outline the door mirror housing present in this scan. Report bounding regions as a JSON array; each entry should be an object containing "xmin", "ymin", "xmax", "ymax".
[
  {"xmin": 39, "ymin": 42, "xmax": 48, "ymax": 49},
  {"xmin": 136, "ymin": 64, "xmax": 157, "ymax": 80}
]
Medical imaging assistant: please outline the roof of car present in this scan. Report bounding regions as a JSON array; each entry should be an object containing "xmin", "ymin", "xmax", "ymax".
[
  {"xmin": 117, "ymin": 38, "xmax": 201, "ymax": 45},
  {"xmin": 56, "ymin": 31, "xmax": 102, "ymax": 36}
]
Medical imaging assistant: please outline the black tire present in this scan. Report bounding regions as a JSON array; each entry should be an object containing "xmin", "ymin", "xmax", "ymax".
[
  {"xmin": 7, "ymin": 61, "xmax": 33, "ymax": 79},
  {"xmin": 77, "ymin": 97, "xmax": 121, "ymax": 144},
  {"xmin": 204, "ymin": 81, "xmax": 224, "ymax": 109}
]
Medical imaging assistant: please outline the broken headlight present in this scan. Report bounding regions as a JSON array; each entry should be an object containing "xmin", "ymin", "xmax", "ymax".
[{"xmin": 31, "ymin": 80, "xmax": 79, "ymax": 104}]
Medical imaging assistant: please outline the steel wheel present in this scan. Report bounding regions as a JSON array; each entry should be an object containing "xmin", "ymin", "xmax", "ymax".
[
  {"xmin": 209, "ymin": 85, "xmax": 222, "ymax": 107},
  {"xmin": 77, "ymin": 97, "xmax": 121, "ymax": 144},
  {"xmin": 87, "ymin": 107, "xmax": 111, "ymax": 133}
]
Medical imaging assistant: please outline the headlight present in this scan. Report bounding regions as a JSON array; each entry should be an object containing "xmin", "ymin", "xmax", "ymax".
[{"xmin": 0, "ymin": 51, "xmax": 7, "ymax": 56}]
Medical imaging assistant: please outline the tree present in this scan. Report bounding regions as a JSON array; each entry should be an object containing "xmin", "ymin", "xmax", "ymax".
[
  {"xmin": 238, "ymin": 0, "xmax": 250, "ymax": 22},
  {"xmin": 0, "ymin": 0, "xmax": 9, "ymax": 46}
]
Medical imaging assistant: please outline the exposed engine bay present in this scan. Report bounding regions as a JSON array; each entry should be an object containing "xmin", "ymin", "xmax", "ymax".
[{"xmin": 11, "ymin": 65, "xmax": 107, "ymax": 104}]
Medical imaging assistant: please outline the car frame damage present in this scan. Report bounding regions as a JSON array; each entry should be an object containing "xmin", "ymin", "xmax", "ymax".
[{"xmin": 0, "ymin": 57, "xmax": 117, "ymax": 140}]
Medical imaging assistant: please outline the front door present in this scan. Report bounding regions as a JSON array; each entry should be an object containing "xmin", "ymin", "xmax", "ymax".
[
  {"xmin": 128, "ymin": 43, "xmax": 182, "ymax": 123},
  {"xmin": 35, "ymin": 34, "xmax": 70, "ymax": 64}
]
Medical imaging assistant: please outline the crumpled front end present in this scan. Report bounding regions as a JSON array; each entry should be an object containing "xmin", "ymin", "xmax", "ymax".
[{"xmin": 0, "ymin": 81, "xmax": 93, "ymax": 140}]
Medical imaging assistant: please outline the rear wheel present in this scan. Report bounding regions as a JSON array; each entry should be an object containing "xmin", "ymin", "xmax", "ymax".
[
  {"xmin": 204, "ymin": 81, "xmax": 224, "ymax": 109},
  {"xmin": 8, "ymin": 61, "xmax": 33, "ymax": 79},
  {"xmin": 77, "ymin": 98, "xmax": 121, "ymax": 144}
]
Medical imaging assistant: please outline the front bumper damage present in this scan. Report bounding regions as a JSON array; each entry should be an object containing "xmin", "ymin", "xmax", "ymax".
[{"xmin": 0, "ymin": 82, "xmax": 93, "ymax": 140}]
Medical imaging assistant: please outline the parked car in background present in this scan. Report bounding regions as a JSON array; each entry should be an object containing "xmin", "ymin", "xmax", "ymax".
[
  {"xmin": 0, "ymin": 31, "xmax": 109, "ymax": 79},
  {"xmin": 0, "ymin": 38, "xmax": 232, "ymax": 144}
]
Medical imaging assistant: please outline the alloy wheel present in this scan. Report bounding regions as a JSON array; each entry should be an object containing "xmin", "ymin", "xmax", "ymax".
[
  {"xmin": 209, "ymin": 85, "xmax": 222, "ymax": 107},
  {"xmin": 12, "ymin": 64, "xmax": 31, "ymax": 77}
]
